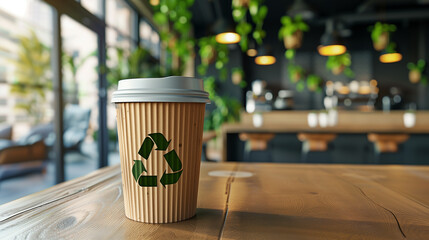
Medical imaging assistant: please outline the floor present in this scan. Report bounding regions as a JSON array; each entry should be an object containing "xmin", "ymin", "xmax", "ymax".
[{"xmin": 0, "ymin": 142, "xmax": 120, "ymax": 205}]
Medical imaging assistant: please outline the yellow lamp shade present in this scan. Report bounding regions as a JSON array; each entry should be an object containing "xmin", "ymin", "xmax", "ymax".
[
  {"xmin": 255, "ymin": 55, "xmax": 276, "ymax": 65},
  {"xmin": 379, "ymin": 52, "xmax": 402, "ymax": 63},
  {"xmin": 247, "ymin": 48, "xmax": 258, "ymax": 57},
  {"xmin": 318, "ymin": 45, "xmax": 347, "ymax": 56},
  {"xmin": 215, "ymin": 32, "xmax": 241, "ymax": 44}
]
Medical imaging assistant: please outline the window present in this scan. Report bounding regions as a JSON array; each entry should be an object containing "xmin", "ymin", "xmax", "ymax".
[
  {"xmin": 80, "ymin": 0, "xmax": 103, "ymax": 18},
  {"xmin": 62, "ymin": 14, "xmax": 99, "ymax": 180},
  {"xmin": 140, "ymin": 19, "xmax": 160, "ymax": 58}
]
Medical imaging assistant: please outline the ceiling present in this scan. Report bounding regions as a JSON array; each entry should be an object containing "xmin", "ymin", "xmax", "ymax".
[{"xmin": 191, "ymin": 0, "xmax": 429, "ymax": 38}]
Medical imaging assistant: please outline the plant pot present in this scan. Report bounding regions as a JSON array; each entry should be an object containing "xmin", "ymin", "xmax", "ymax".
[
  {"xmin": 232, "ymin": 72, "xmax": 243, "ymax": 85},
  {"xmin": 284, "ymin": 31, "xmax": 303, "ymax": 49},
  {"xmin": 307, "ymin": 84, "xmax": 318, "ymax": 92},
  {"xmin": 409, "ymin": 70, "xmax": 421, "ymax": 84},
  {"xmin": 291, "ymin": 72, "xmax": 302, "ymax": 83},
  {"xmin": 373, "ymin": 32, "xmax": 389, "ymax": 51},
  {"xmin": 331, "ymin": 65, "xmax": 345, "ymax": 75},
  {"xmin": 234, "ymin": 0, "xmax": 250, "ymax": 7},
  {"xmin": 201, "ymin": 47, "xmax": 216, "ymax": 65}
]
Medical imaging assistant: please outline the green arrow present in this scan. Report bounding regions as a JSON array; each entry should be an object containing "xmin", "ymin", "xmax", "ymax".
[
  {"xmin": 132, "ymin": 160, "xmax": 146, "ymax": 182},
  {"xmin": 138, "ymin": 175, "xmax": 158, "ymax": 187},
  {"xmin": 160, "ymin": 170, "xmax": 183, "ymax": 187},
  {"xmin": 138, "ymin": 137, "xmax": 154, "ymax": 159},
  {"xmin": 149, "ymin": 133, "xmax": 171, "ymax": 150},
  {"xmin": 163, "ymin": 150, "xmax": 182, "ymax": 172}
]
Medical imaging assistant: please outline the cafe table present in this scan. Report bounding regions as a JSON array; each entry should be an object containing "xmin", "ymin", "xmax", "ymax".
[{"xmin": 1, "ymin": 162, "xmax": 429, "ymax": 239}]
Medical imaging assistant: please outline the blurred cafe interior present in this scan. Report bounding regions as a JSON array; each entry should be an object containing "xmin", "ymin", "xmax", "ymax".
[{"xmin": 0, "ymin": 0, "xmax": 429, "ymax": 205}]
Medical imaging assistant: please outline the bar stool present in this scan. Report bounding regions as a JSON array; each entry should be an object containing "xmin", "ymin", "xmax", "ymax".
[
  {"xmin": 367, "ymin": 133, "xmax": 409, "ymax": 164},
  {"xmin": 297, "ymin": 133, "xmax": 337, "ymax": 163},
  {"xmin": 239, "ymin": 133, "xmax": 275, "ymax": 162}
]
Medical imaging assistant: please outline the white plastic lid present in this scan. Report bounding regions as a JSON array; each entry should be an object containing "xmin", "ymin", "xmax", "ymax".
[{"xmin": 111, "ymin": 76, "xmax": 210, "ymax": 103}]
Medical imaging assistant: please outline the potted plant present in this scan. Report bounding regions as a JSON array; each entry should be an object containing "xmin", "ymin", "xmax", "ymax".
[
  {"xmin": 306, "ymin": 74, "xmax": 322, "ymax": 92},
  {"xmin": 407, "ymin": 59, "xmax": 426, "ymax": 84},
  {"xmin": 288, "ymin": 63, "xmax": 305, "ymax": 83},
  {"xmin": 233, "ymin": 0, "xmax": 250, "ymax": 7},
  {"xmin": 368, "ymin": 22, "xmax": 396, "ymax": 51},
  {"xmin": 231, "ymin": 67, "xmax": 245, "ymax": 86},
  {"xmin": 326, "ymin": 53, "xmax": 354, "ymax": 77},
  {"xmin": 9, "ymin": 31, "xmax": 52, "ymax": 125},
  {"xmin": 278, "ymin": 15, "xmax": 309, "ymax": 49}
]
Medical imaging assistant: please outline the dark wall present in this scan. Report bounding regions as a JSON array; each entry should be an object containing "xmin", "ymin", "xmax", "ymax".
[{"xmin": 237, "ymin": 20, "xmax": 429, "ymax": 110}]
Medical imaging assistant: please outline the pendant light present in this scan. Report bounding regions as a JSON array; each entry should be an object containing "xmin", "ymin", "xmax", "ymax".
[
  {"xmin": 379, "ymin": 43, "xmax": 402, "ymax": 63},
  {"xmin": 379, "ymin": 51, "xmax": 402, "ymax": 63},
  {"xmin": 247, "ymin": 40, "xmax": 258, "ymax": 57},
  {"xmin": 214, "ymin": 18, "xmax": 241, "ymax": 44},
  {"xmin": 213, "ymin": 0, "xmax": 240, "ymax": 44},
  {"xmin": 255, "ymin": 45, "xmax": 276, "ymax": 65},
  {"xmin": 318, "ymin": 19, "xmax": 347, "ymax": 56}
]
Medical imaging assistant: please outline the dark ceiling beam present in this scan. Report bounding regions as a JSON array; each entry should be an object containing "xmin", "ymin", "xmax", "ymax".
[{"xmin": 330, "ymin": 8, "xmax": 429, "ymax": 24}]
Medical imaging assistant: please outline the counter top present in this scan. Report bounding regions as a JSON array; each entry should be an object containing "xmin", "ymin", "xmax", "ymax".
[{"xmin": 222, "ymin": 110, "xmax": 429, "ymax": 134}]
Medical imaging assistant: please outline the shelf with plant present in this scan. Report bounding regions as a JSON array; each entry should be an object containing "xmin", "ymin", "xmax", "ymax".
[
  {"xmin": 368, "ymin": 22, "xmax": 396, "ymax": 51},
  {"xmin": 326, "ymin": 52, "xmax": 354, "ymax": 78},
  {"xmin": 407, "ymin": 59, "xmax": 427, "ymax": 84},
  {"xmin": 152, "ymin": 0, "xmax": 195, "ymax": 75},
  {"xmin": 278, "ymin": 15, "xmax": 309, "ymax": 50}
]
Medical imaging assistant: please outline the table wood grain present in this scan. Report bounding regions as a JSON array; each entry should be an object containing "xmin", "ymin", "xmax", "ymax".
[{"xmin": 1, "ymin": 162, "xmax": 429, "ymax": 239}]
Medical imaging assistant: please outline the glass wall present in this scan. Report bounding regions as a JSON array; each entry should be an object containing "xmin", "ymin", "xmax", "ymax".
[
  {"xmin": 61, "ymin": 15, "xmax": 99, "ymax": 180},
  {"xmin": 0, "ymin": 0, "xmax": 55, "ymax": 204},
  {"xmin": 0, "ymin": 0, "xmax": 161, "ymax": 204}
]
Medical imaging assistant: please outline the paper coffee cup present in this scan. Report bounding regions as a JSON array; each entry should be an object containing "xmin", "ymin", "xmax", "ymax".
[{"xmin": 112, "ymin": 76, "xmax": 209, "ymax": 223}]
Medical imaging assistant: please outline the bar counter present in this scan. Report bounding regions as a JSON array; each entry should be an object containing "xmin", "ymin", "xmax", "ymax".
[{"xmin": 221, "ymin": 110, "xmax": 429, "ymax": 161}]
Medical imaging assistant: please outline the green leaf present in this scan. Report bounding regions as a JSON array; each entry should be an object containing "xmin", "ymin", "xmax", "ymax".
[
  {"xmin": 153, "ymin": 12, "xmax": 168, "ymax": 25},
  {"xmin": 285, "ymin": 49, "xmax": 295, "ymax": 60},
  {"xmin": 258, "ymin": 5, "xmax": 268, "ymax": 19}
]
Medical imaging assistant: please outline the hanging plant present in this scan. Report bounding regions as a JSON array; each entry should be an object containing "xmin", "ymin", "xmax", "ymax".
[
  {"xmin": 407, "ymin": 59, "xmax": 427, "ymax": 84},
  {"xmin": 288, "ymin": 63, "xmax": 305, "ymax": 83},
  {"xmin": 232, "ymin": 0, "xmax": 251, "ymax": 51},
  {"xmin": 326, "ymin": 53, "xmax": 354, "ymax": 78},
  {"xmin": 306, "ymin": 74, "xmax": 322, "ymax": 92},
  {"xmin": 197, "ymin": 36, "xmax": 229, "ymax": 81},
  {"xmin": 249, "ymin": 0, "xmax": 268, "ymax": 45},
  {"xmin": 368, "ymin": 22, "xmax": 396, "ymax": 51},
  {"xmin": 278, "ymin": 15, "xmax": 309, "ymax": 49},
  {"xmin": 232, "ymin": 0, "xmax": 267, "ymax": 51},
  {"xmin": 152, "ymin": 0, "xmax": 195, "ymax": 74}
]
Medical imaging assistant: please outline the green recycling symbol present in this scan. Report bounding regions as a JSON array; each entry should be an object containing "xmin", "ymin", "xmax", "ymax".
[{"xmin": 132, "ymin": 133, "xmax": 183, "ymax": 187}]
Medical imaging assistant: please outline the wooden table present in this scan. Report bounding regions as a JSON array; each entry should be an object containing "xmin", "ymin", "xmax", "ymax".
[{"xmin": 1, "ymin": 162, "xmax": 429, "ymax": 239}]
